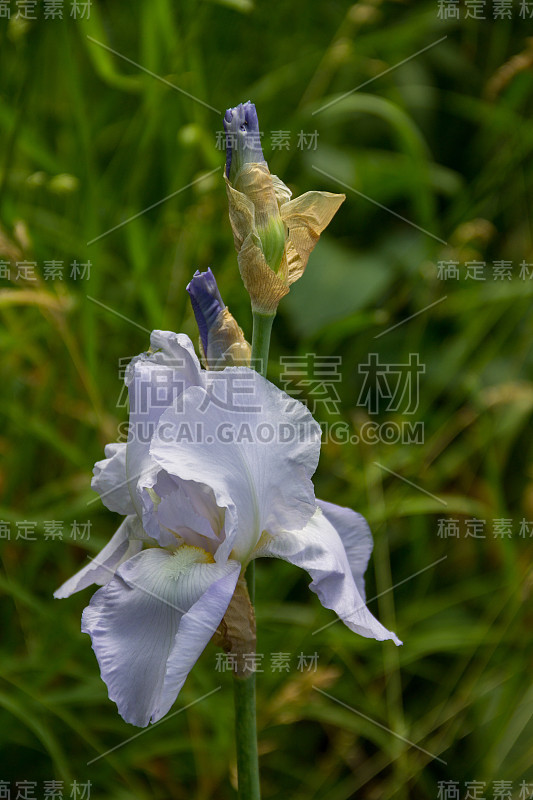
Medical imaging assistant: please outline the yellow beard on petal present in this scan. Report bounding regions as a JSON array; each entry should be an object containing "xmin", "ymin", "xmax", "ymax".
[{"xmin": 163, "ymin": 544, "xmax": 215, "ymax": 579}]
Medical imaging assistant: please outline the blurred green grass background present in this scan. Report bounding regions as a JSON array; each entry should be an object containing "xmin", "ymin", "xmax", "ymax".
[{"xmin": 1, "ymin": 1, "xmax": 533, "ymax": 798}]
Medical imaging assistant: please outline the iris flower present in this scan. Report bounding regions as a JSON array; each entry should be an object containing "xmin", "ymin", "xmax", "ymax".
[{"xmin": 55, "ymin": 330, "xmax": 400, "ymax": 727}]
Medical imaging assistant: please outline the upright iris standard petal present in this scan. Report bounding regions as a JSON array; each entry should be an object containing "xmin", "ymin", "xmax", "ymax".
[
  {"xmin": 253, "ymin": 508, "xmax": 401, "ymax": 645},
  {"xmin": 125, "ymin": 331, "xmax": 205, "ymax": 526},
  {"xmin": 224, "ymin": 101, "xmax": 265, "ymax": 183},
  {"xmin": 92, "ymin": 442, "xmax": 135, "ymax": 516},
  {"xmin": 156, "ymin": 482, "xmax": 220, "ymax": 548},
  {"xmin": 81, "ymin": 546, "xmax": 240, "ymax": 726},
  {"xmin": 150, "ymin": 367, "xmax": 322, "ymax": 564}
]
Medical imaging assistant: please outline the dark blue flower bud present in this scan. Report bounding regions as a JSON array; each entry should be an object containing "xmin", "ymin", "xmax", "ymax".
[
  {"xmin": 187, "ymin": 268, "xmax": 251, "ymax": 369},
  {"xmin": 186, "ymin": 268, "xmax": 225, "ymax": 356},
  {"xmin": 223, "ymin": 101, "xmax": 265, "ymax": 182}
]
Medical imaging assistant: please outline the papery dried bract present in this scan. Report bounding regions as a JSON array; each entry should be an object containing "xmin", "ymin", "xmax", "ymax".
[
  {"xmin": 224, "ymin": 108, "xmax": 345, "ymax": 314},
  {"xmin": 280, "ymin": 190, "xmax": 346, "ymax": 284},
  {"xmin": 213, "ymin": 575, "xmax": 256, "ymax": 677},
  {"xmin": 206, "ymin": 307, "xmax": 251, "ymax": 369}
]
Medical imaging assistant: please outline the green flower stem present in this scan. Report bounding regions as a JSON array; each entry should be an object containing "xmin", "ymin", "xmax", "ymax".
[
  {"xmin": 248, "ymin": 311, "xmax": 275, "ymax": 606},
  {"xmin": 231, "ymin": 311, "xmax": 275, "ymax": 800},
  {"xmin": 233, "ymin": 672, "xmax": 261, "ymax": 800},
  {"xmin": 251, "ymin": 312, "xmax": 275, "ymax": 379},
  {"xmin": 247, "ymin": 312, "xmax": 275, "ymax": 605}
]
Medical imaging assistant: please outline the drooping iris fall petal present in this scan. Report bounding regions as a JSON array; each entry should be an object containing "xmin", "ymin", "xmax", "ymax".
[{"xmin": 82, "ymin": 547, "xmax": 240, "ymax": 726}]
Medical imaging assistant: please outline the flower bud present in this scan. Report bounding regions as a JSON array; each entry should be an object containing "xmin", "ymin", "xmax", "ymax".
[
  {"xmin": 224, "ymin": 101, "xmax": 346, "ymax": 315},
  {"xmin": 224, "ymin": 101, "xmax": 266, "ymax": 183},
  {"xmin": 187, "ymin": 268, "xmax": 251, "ymax": 369}
]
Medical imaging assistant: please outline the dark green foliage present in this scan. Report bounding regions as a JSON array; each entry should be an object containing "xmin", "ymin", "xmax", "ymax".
[{"xmin": 0, "ymin": 2, "xmax": 532, "ymax": 797}]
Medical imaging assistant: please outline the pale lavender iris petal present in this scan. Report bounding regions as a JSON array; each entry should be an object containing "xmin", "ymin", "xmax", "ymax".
[
  {"xmin": 254, "ymin": 509, "xmax": 402, "ymax": 645},
  {"xmin": 91, "ymin": 442, "xmax": 135, "ymax": 515},
  {"xmin": 150, "ymin": 368, "xmax": 321, "ymax": 564},
  {"xmin": 126, "ymin": 330, "xmax": 204, "ymax": 386},
  {"xmin": 156, "ymin": 486, "xmax": 219, "ymax": 545},
  {"xmin": 317, "ymin": 499, "xmax": 373, "ymax": 601},
  {"xmin": 154, "ymin": 564, "xmax": 239, "ymax": 723},
  {"xmin": 136, "ymin": 470, "xmax": 182, "ymax": 547},
  {"xmin": 180, "ymin": 480, "xmax": 225, "ymax": 536},
  {"xmin": 53, "ymin": 515, "xmax": 146, "ymax": 599},
  {"xmin": 81, "ymin": 548, "xmax": 240, "ymax": 727},
  {"xmin": 91, "ymin": 333, "xmax": 205, "ymax": 525},
  {"xmin": 137, "ymin": 471, "xmax": 222, "ymax": 549},
  {"xmin": 125, "ymin": 331, "xmax": 205, "ymax": 518}
]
